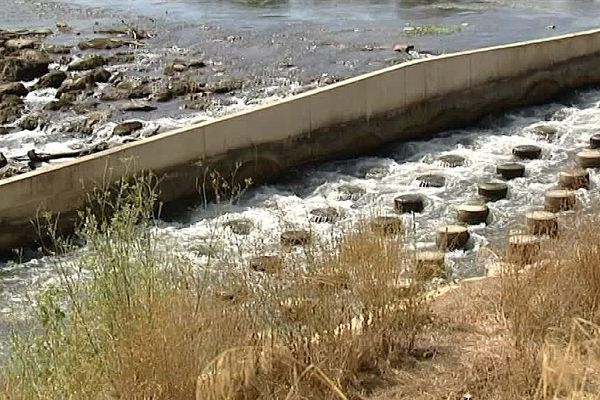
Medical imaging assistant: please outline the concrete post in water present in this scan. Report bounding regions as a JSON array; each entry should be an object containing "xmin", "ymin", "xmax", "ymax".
[
  {"xmin": 478, "ymin": 182, "xmax": 508, "ymax": 201},
  {"xmin": 513, "ymin": 145, "xmax": 542, "ymax": 160},
  {"xmin": 497, "ymin": 162, "xmax": 526, "ymax": 180},
  {"xmin": 576, "ymin": 150, "xmax": 600, "ymax": 168},
  {"xmin": 249, "ymin": 255, "xmax": 283, "ymax": 273},
  {"xmin": 414, "ymin": 250, "xmax": 446, "ymax": 279},
  {"xmin": 508, "ymin": 234, "xmax": 541, "ymax": 265},
  {"xmin": 369, "ymin": 216, "xmax": 404, "ymax": 236},
  {"xmin": 436, "ymin": 225, "xmax": 469, "ymax": 251},
  {"xmin": 558, "ymin": 168, "xmax": 589, "ymax": 189},
  {"xmin": 590, "ymin": 134, "xmax": 600, "ymax": 149},
  {"xmin": 394, "ymin": 194, "xmax": 425, "ymax": 214},
  {"xmin": 456, "ymin": 203, "xmax": 489, "ymax": 225},
  {"xmin": 280, "ymin": 230, "xmax": 312, "ymax": 247},
  {"xmin": 416, "ymin": 174, "xmax": 445, "ymax": 188},
  {"xmin": 544, "ymin": 189, "xmax": 576, "ymax": 212},
  {"xmin": 526, "ymin": 211, "xmax": 559, "ymax": 237},
  {"xmin": 438, "ymin": 154, "xmax": 465, "ymax": 167}
]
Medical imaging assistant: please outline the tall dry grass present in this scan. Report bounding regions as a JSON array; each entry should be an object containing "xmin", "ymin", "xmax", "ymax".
[{"xmin": 0, "ymin": 179, "xmax": 431, "ymax": 400}]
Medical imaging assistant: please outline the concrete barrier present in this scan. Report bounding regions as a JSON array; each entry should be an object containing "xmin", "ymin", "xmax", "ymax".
[{"xmin": 2, "ymin": 28, "xmax": 600, "ymax": 251}]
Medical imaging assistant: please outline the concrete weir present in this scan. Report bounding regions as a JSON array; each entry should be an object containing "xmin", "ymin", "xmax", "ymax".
[{"xmin": 2, "ymin": 29, "xmax": 600, "ymax": 251}]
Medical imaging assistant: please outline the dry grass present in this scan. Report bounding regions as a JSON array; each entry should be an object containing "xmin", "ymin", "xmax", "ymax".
[{"xmin": 0, "ymin": 180, "xmax": 431, "ymax": 400}]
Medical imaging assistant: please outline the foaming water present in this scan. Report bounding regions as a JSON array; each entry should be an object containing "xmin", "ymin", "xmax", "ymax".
[{"xmin": 2, "ymin": 87, "xmax": 600, "ymax": 356}]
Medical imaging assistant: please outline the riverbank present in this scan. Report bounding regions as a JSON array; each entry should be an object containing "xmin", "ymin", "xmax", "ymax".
[{"xmin": 2, "ymin": 181, "xmax": 599, "ymax": 399}]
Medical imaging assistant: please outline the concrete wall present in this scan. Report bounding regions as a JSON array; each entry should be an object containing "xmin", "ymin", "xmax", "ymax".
[{"xmin": 2, "ymin": 28, "xmax": 600, "ymax": 251}]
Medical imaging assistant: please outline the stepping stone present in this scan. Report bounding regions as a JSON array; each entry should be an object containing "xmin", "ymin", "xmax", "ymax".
[
  {"xmin": 394, "ymin": 194, "xmax": 425, "ymax": 213},
  {"xmin": 456, "ymin": 203, "xmax": 489, "ymax": 225},
  {"xmin": 309, "ymin": 207, "xmax": 339, "ymax": 223},
  {"xmin": 438, "ymin": 154, "xmax": 465, "ymax": 167},
  {"xmin": 497, "ymin": 162, "xmax": 525, "ymax": 180},
  {"xmin": 558, "ymin": 168, "xmax": 589, "ymax": 190},
  {"xmin": 525, "ymin": 211, "xmax": 558, "ymax": 237},
  {"xmin": 513, "ymin": 145, "xmax": 542, "ymax": 160},
  {"xmin": 369, "ymin": 216, "xmax": 404, "ymax": 235},
  {"xmin": 414, "ymin": 250, "xmax": 445, "ymax": 279},
  {"xmin": 576, "ymin": 150, "xmax": 600, "ymax": 169},
  {"xmin": 337, "ymin": 184, "xmax": 365, "ymax": 201},
  {"xmin": 507, "ymin": 234, "xmax": 541, "ymax": 265},
  {"xmin": 224, "ymin": 218, "xmax": 254, "ymax": 235},
  {"xmin": 249, "ymin": 255, "xmax": 283, "ymax": 274},
  {"xmin": 544, "ymin": 189, "xmax": 576, "ymax": 212},
  {"xmin": 531, "ymin": 124, "xmax": 559, "ymax": 139},
  {"xmin": 416, "ymin": 174, "xmax": 445, "ymax": 188},
  {"xmin": 590, "ymin": 134, "xmax": 600, "ymax": 149},
  {"xmin": 436, "ymin": 225, "xmax": 469, "ymax": 251},
  {"xmin": 478, "ymin": 182, "xmax": 508, "ymax": 201},
  {"xmin": 280, "ymin": 230, "xmax": 311, "ymax": 247}
]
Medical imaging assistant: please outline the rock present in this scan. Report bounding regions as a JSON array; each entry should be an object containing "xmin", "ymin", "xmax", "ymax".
[
  {"xmin": 56, "ymin": 21, "xmax": 72, "ymax": 33},
  {"xmin": 0, "ymin": 152, "xmax": 6, "ymax": 168},
  {"xmin": 78, "ymin": 38, "xmax": 125, "ymax": 50},
  {"xmin": 35, "ymin": 70, "xmax": 67, "ymax": 89},
  {"xmin": 184, "ymin": 96, "xmax": 210, "ymax": 111},
  {"xmin": 128, "ymin": 83, "xmax": 151, "ymax": 99},
  {"xmin": 0, "ymin": 82, "xmax": 28, "ymax": 98},
  {"xmin": 393, "ymin": 43, "xmax": 415, "ymax": 53},
  {"xmin": 118, "ymin": 101, "xmax": 157, "ymax": 112},
  {"xmin": 68, "ymin": 55, "xmax": 106, "ymax": 71},
  {"xmin": 590, "ymin": 134, "xmax": 600, "ymax": 149},
  {"xmin": 43, "ymin": 44, "xmax": 72, "ymax": 54},
  {"xmin": 207, "ymin": 78, "xmax": 243, "ymax": 94},
  {"xmin": 107, "ymin": 52, "xmax": 136, "ymax": 65},
  {"xmin": 44, "ymin": 97, "xmax": 73, "ymax": 111},
  {"xmin": 0, "ymin": 96, "xmax": 24, "ymax": 124},
  {"xmin": 0, "ymin": 50, "xmax": 49, "ymax": 81},
  {"xmin": 57, "ymin": 76, "xmax": 92, "ymax": 96},
  {"xmin": 224, "ymin": 219, "xmax": 254, "ymax": 235},
  {"xmin": 19, "ymin": 113, "xmax": 45, "ymax": 131},
  {"xmin": 164, "ymin": 59, "xmax": 206, "ymax": 75},
  {"xmin": 5, "ymin": 38, "xmax": 38, "ymax": 50},
  {"xmin": 91, "ymin": 68, "xmax": 111, "ymax": 83},
  {"xmin": 0, "ymin": 126, "xmax": 13, "ymax": 135},
  {"xmin": 154, "ymin": 89, "xmax": 173, "ymax": 102},
  {"xmin": 100, "ymin": 87, "xmax": 129, "ymax": 101},
  {"xmin": 113, "ymin": 120, "xmax": 143, "ymax": 136},
  {"xmin": 309, "ymin": 207, "xmax": 339, "ymax": 223}
]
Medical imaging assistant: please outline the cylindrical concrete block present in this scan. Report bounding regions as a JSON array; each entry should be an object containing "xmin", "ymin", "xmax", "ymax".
[
  {"xmin": 280, "ymin": 230, "xmax": 311, "ymax": 247},
  {"xmin": 438, "ymin": 154, "xmax": 465, "ymax": 167},
  {"xmin": 224, "ymin": 219, "xmax": 253, "ymax": 235},
  {"xmin": 416, "ymin": 174, "xmax": 445, "ymax": 188},
  {"xmin": 394, "ymin": 194, "xmax": 425, "ymax": 214},
  {"xmin": 456, "ymin": 204, "xmax": 489, "ymax": 225},
  {"xmin": 513, "ymin": 145, "xmax": 542, "ymax": 160},
  {"xmin": 369, "ymin": 216, "xmax": 404, "ymax": 235},
  {"xmin": 507, "ymin": 234, "xmax": 541, "ymax": 265},
  {"xmin": 576, "ymin": 150, "xmax": 600, "ymax": 169},
  {"xmin": 590, "ymin": 134, "xmax": 600, "ymax": 149},
  {"xmin": 544, "ymin": 189, "xmax": 576, "ymax": 212},
  {"xmin": 309, "ymin": 207, "xmax": 339, "ymax": 223},
  {"xmin": 337, "ymin": 185, "xmax": 365, "ymax": 201},
  {"xmin": 478, "ymin": 182, "xmax": 508, "ymax": 201},
  {"xmin": 414, "ymin": 250, "xmax": 445, "ymax": 279},
  {"xmin": 436, "ymin": 225, "xmax": 470, "ymax": 251},
  {"xmin": 526, "ymin": 211, "xmax": 558, "ymax": 237},
  {"xmin": 497, "ymin": 162, "xmax": 525, "ymax": 180},
  {"xmin": 249, "ymin": 255, "xmax": 283, "ymax": 273},
  {"xmin": 558, "ymin": 169, "xmax": 589, "ymax": 190}
]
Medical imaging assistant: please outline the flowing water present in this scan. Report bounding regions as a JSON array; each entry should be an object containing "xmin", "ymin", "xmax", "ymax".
[{"xmin": 1, "ymin": 0, "xmax": 600, "ymax": 356}]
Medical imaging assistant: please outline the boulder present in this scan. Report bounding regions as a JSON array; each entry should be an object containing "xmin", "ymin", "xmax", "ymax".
[
  {"xmin": 0, "ymin": 50, "xmax": 49, "ymax": 81},
  {"xmin": 5, "ymin": 37, "xmax": 38, "ymax": 50},
  {"xmin": 113, "ymin": 120, "xmax": 143, "ymax": 136},
  {"xmin": 78, "ymin": 38, "xmax": 125, "ymax": 50},
  {"xmin": 35, "ymin": 70, "xmax": 67, "ymax": 89},
  {"xmin": 118, "ymin": 100, "xmax": 157, "ymax": 112},
  {"xmin": 207, "ymin": 78, "xmax": 243, "ymax": 94},
  {"xmin": 0, "ymin": 82, "xmax": 28, "ymax": 98},
  {"xmin": 68, "ymin": 55, "xmax": 106, "ymax": 71},
  {"xmin": 90, "ymin": 68, "xmax": 111, "ymax": 83},
  {"xmin": 19, "ymin": 113, "xmax": 45, "ymax": 131}
]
